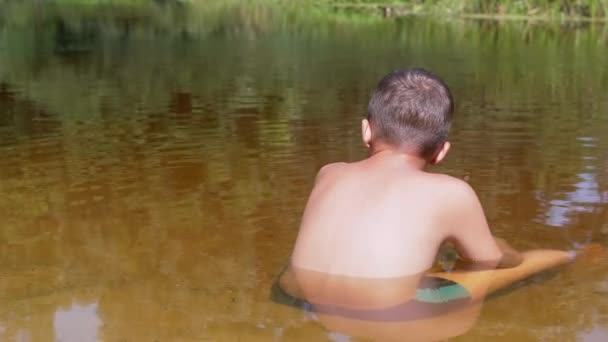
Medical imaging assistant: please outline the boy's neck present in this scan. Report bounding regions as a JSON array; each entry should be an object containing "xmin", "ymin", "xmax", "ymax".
[{"xmin": 368, "ymin": 143, "xmax": 428, "ymax": 170}]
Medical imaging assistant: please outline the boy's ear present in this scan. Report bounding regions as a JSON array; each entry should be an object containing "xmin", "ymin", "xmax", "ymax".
[
  {"xmin": 361, "ymin": 119, "xmax": 372, "ymax": 148},
  {"xmin": 430, "ymin": 141, "xmax": 451, "ymax": 165}
]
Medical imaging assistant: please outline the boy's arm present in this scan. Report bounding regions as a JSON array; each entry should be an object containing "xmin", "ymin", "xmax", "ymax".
[
  {"xmin": 492, "ymin": 237, "xmax": 524, "ymax": 268},
  {"xmin": 445, "ymin": 180, "xmax": 523, "ymax": 269}
]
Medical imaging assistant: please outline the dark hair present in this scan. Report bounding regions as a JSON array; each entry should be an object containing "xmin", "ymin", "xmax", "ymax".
[{"xmin": 367, "ymin": 68, "xmax": 453, "ymax": 158}]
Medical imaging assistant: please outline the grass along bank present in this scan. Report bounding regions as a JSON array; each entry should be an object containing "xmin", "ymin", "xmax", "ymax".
[
  {"xmin": 2, "ymin": 0, "xmax": 608, "ymax": 21},
  {"xmin": 327, "ymin": 0, "xmax": 608, "ymax": 21}
]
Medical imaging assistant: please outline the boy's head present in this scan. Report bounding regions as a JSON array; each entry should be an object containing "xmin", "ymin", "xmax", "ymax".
[{"xmin": 362, "ymin": 68, "xmax": 454, "ymax": 164}]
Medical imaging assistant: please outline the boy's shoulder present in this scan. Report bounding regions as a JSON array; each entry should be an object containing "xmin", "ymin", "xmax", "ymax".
[
  {"xmin": 425, "ymin": 172, "xmax": 469, "ymax": 186},
  {"xmin": 425, "ymin": 172, "xmax": 477, "ymax": 197},
  {"xmin": 314, "ymin": 162, "xmax": 348, "ymax": 183},
  {"xmin": 318, "ymin": 162, "xmax": 347, "ymax": 174},
  {"xmin": 315, "ymin": 162, "xmax": 475, "ymax": 197},
  {"xmin": 423, "ymin": 173, "xmax": 482, "ymax": 216}
]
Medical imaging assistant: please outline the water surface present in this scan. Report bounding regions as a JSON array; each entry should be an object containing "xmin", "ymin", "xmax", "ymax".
[{"xmin": 0, "ymin": 4, "xmax": 607, "ymax": 341}]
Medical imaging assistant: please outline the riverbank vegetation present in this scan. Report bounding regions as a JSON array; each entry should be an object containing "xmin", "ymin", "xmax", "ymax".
[
  {"xmin": 331, "ymin": 0, "xmax": 608, "ymax": 20},
  {"xmin": 1, "ymin": 0, "xmax": 607, "ymax": 22},
  {"xmin": 0, "ymin": 0, "xmax": 608, "ymax": 21}
]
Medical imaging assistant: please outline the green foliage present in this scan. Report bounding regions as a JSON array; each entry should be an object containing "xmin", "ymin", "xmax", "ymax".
[
  {"xmin": 1, "ymin": 0, "xmax": 606, "ymax": 20},
  {"xmin": 424, "ymin": 0, "xmax": 608, "ymax": 18},
  {"xmin": 327, "ymin": 0, "xmax": 608, "ymax": 19}
]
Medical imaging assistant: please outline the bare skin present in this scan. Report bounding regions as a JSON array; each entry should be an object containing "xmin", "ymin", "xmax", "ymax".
[{"xmin": 291, "ymin": 119, "xmax": 522, "ymax": 283}]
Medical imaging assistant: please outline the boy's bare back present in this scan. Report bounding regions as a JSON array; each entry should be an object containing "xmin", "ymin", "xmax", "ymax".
[{"xmin": 292, "ymin": 152, "xmax": 500, "ymax": 279}]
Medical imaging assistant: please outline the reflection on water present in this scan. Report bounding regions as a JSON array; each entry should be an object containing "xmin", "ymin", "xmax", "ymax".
[
  {"xmin": 314, "ymin": 302, "xmax": 482, "ymax": 342},
  {"xmin": 541, "ymin": 136, "xmax": 607, "ymax": 229},
  {"xmin": 0, "ymin": 2, "xmax": 607, "ymax": 341},
  {"xmin": 54, "ymin": 303, "xmax": 101, "ymax": 342},
  {"xmin": 275, "ymin": 266, "xmax": 487, "ymax": 341},
  {"xmin": 580, "ymin": 328, "xmax": 608, "ymax": 342}
]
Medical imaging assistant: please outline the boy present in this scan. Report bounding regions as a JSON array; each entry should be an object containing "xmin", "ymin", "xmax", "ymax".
[
  {"xmin": 291, "ymin": 68, "xmax": 523, "ymax": 280},
  {"xmin": 278, "ymin": 68, "xmax": 529, "ymax": 311}
]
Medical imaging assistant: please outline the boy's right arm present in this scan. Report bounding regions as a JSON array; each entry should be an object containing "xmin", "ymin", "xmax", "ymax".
[
  {"xmin": 492, "ymin": 237, "xmax": 524, "ymax": 268},
  {"xmin": 445, "ymin": 179, "xmax": 523, "ymax": 269}
]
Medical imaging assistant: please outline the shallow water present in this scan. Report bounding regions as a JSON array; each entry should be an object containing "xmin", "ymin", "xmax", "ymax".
[{"xmin": 0, "ymin": 3, "xmax": 607, "ymax": 341}]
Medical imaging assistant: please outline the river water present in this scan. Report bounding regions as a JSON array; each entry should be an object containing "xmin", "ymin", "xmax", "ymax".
[{"xmin": 0, "ymin": 3, "xmax": 607, "ymax": 341}]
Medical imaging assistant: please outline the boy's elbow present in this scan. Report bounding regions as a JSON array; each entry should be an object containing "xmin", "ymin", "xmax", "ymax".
[
  {"xmin": 496, "ymin": 252, "xmax": 524, "ymax": 269},
  {"xmin": 494, "ymin": 237, "xmax": 524, "ymax": 268}
]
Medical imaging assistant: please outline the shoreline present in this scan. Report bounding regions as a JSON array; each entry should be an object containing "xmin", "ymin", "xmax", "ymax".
[
  {"xmin": 331, "ymin": 3, "xmax": 608, "ymax": 23},
  {"xmin": 1, "ymin": 1, "xmax": 606, "ymax": 25}
]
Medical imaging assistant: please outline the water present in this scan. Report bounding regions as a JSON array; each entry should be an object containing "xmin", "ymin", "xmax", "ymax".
[{"xmin": 0, "ymin": 3, "xmax": 607, "ymax": 341}]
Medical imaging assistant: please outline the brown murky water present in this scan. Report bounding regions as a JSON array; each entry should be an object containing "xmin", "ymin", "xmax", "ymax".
[{"xmin": 0, "ymin": 4, "xmax": 607, "ymax": 341}]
